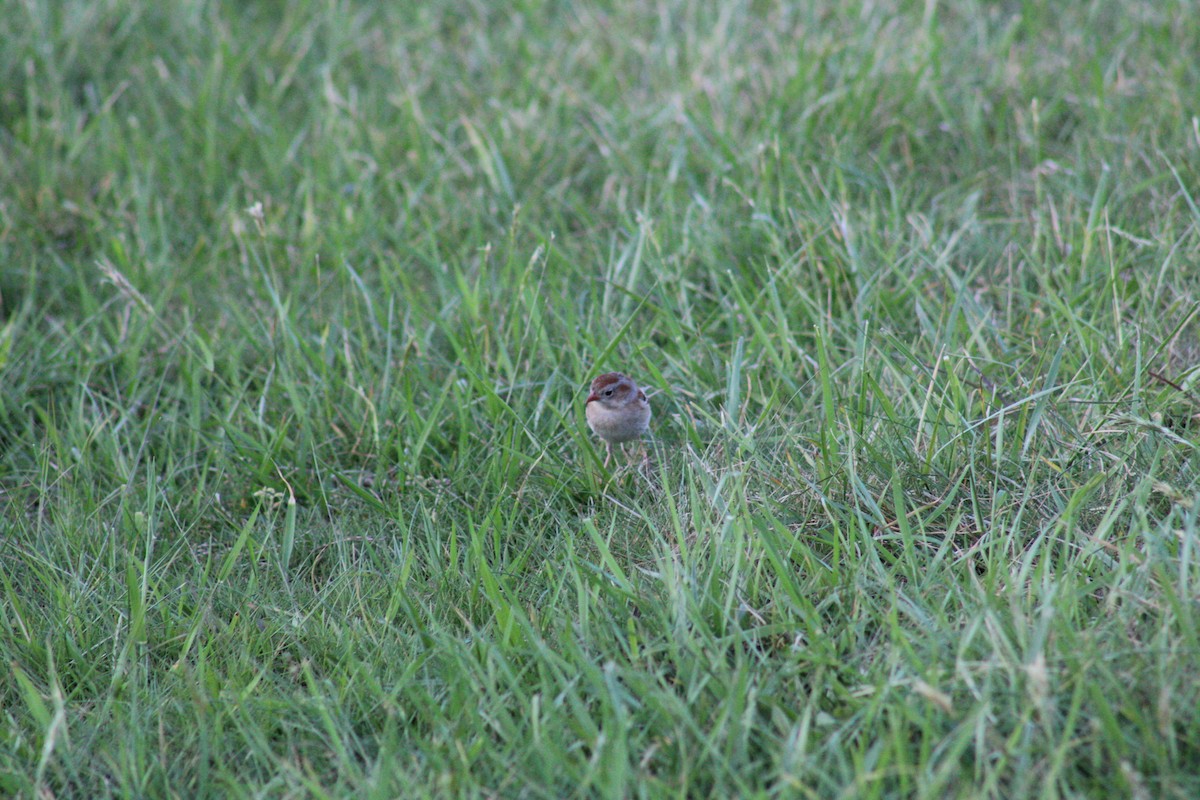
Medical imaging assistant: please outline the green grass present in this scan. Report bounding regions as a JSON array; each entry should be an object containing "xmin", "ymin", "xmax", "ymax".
[{"xmin": 2, "ymin": 0, "xmax": 1199, "ymax": 796}]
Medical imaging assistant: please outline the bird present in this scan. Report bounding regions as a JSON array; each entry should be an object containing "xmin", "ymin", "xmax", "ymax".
[{"xmin": 585, "ymin": 372, "xmax": 651, "ymax": 467}]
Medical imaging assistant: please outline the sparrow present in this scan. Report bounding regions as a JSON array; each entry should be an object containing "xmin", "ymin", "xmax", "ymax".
[{"xmin": 585, "ymin": 372, "xmax": 651, "ymax": 466}]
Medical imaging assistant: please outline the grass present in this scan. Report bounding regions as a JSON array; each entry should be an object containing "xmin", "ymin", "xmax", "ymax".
[{"xmin": 2, "ymin": 0, "xmax": 1199, "ymax": 796}]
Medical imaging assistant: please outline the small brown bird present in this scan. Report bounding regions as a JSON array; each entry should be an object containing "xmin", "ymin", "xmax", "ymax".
[{"xmin": 585, "ymin": 372, "xmax": 651, "ymax": 466}]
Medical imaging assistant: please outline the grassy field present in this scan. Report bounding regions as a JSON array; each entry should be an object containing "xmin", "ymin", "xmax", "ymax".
[{"xmin": 3, "ymin": 0, "xmax": 1199, "ymax": 796}]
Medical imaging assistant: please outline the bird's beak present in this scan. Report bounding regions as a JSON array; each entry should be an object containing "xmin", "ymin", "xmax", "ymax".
[{"xmin": 586, "ymin": 392, "xmax": 599, "ymax": 404}]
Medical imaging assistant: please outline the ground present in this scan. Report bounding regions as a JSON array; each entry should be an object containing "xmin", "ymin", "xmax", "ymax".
[{"xmin": 1, "ymin": 1, "xmax": 1199, "ymax": 797}]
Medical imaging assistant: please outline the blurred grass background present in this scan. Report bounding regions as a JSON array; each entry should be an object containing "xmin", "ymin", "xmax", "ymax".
[{"xmin": 2, "ymin": 0, "xmax": 1199, "ymax": 797}]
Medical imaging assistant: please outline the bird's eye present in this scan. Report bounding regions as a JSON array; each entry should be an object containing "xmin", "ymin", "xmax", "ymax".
[{"xmin": 603, "ymin": 388, "xmax": 614, "ymax": 396}]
